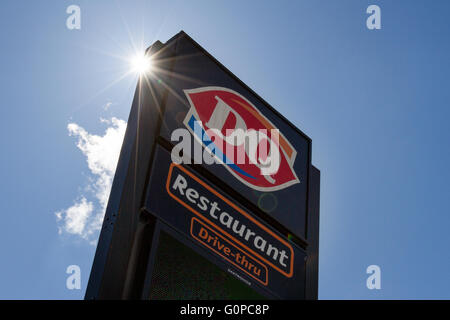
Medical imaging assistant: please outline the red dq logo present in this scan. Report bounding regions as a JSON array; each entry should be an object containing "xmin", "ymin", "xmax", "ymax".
[{"xmin": 182, "ymin": 87, "xmax": 300, "ymax": 192}]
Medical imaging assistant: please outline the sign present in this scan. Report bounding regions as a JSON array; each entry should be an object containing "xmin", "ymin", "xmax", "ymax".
[
  {"xmin": 167, "ymin": 163, "xmax": 294, "ymax": 277},
  {"xmin": 85, "ymin": 31, "xmax": 319, "ymax": 301},
  {"xmin": 183, "ymin": 86, "xmax": 300, "ymax": 192}
]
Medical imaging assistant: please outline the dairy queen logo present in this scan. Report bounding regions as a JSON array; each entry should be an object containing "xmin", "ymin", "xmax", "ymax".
[{"xmin": 181, "ymin": 86, "xmax": 300, "ymax": 192}]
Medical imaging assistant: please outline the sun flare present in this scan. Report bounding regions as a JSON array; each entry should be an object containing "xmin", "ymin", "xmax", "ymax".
[{"xmin": 130, "ymin": 52, "xmax": 152, "ymax": 75}]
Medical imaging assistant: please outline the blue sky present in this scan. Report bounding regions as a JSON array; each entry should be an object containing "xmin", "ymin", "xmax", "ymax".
[{"xmin": 0, "ymin": 0, "xmax": 449, "ymax": 299}]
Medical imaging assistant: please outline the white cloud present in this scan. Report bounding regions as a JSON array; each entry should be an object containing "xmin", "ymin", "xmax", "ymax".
[
  {"xmin": 56, "ymin": 197, "xmax": 93, "ymax": 236},
  {"xmin": 56, "ymin": 117, "xmax": 127, "ymax": 243}
]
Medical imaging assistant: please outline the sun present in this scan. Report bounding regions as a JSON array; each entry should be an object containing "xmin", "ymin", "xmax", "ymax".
[{"xmin": 130, "ymin": 52, "xmax": 153, "ymax": 75}]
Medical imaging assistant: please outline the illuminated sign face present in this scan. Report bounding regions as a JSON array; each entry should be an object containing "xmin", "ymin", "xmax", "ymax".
[{"xmin": 183, "ymin": 87, "xmax": 300, "ymax": 192}]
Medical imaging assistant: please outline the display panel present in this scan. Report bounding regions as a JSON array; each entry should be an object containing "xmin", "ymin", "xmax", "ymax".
[{"xmin": 148, "ymin": 231, "xmax": 265, "ymax": 300}]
